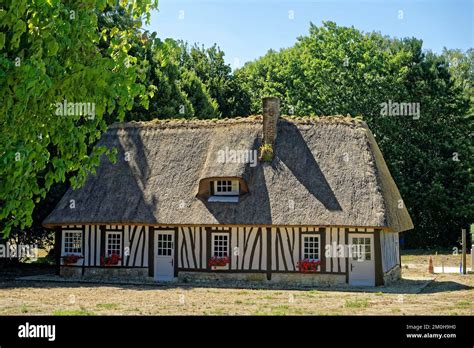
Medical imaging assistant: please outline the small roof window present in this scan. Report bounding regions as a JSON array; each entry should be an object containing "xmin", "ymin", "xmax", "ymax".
[
  {"xmin": 208, "ymin": 179, "xmax": 240, "ymax": 203},
  {"xmin": 197, "ymin": 177, "xmax": 248, "ymax": 203},
  {"xmin": 213, "ymin": 180, "xmax": 239, "ymax": 196}
]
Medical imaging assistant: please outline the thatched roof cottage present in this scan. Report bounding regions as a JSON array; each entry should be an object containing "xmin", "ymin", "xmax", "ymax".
[{"xmin": 44, "ymin": 97, "xmax": 413, "ymax": 286}]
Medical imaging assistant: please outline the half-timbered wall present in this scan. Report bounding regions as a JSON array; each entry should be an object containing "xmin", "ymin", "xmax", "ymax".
[
  {"xmin": 177, "ymin": 226, "xmax": 207, "ymax": 269},
  {"xmin": 84, "ymin": 225, "xmax": 101, "ymax": 266},
  {"xmin": 61, "ymin": 225, "xmax": 386, "ymax": 275},
  {"xmin": 124, "ymin": 225, "xmax": 149, "ymax": 267},
  {"xmin": 271, "ymin": 227, "xmax": 300, "ymax": 272},
  {"xmin": 61, "ymin": 225, "xmax": 148, "ymax": 267},
  {"xmin": 231, "ymin": 227, "xmax": 266, "ymax": 271},
  {"xmin": 324, "ymin": 227, "xmax": 347, "ymax": 273},
  {"xmin": 177, "ymin": 226, "xmax": 267, "ymax": 271},
  {"xmin": 380, "ymin": 230, "xmax": 400, "ymax": 273}
]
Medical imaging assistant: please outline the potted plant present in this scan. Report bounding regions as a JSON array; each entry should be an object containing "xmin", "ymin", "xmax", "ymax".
[
  {"xmin": 297, "ymin": 259, "xmax": 321, "ymax": 273},
  {"xmin": 61, "ymin": 254, "xmax": 83, "ymax": 265},
  {"xmin": 100, "ymin": 253, "xmax": 122, "ymax": 266},
  {"xmin": 208, "ymin": 256, "xmax": 230, "ymax": 270}
]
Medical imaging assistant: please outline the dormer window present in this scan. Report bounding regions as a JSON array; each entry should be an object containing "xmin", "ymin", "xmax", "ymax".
[
  {"xmin": 197, "ymin": 177, "xmax": 248, "ymax": 203},
  {"xmin": 208, "ymin": 179, "xmax": 240, "ymax": 203},
  {"xmin": 214, "ymin": 180, "xmax": 239, "ymax": 196}
]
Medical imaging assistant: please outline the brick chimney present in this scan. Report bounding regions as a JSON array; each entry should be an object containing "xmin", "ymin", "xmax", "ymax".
[{"xmin": 262, "ymin": 97, "xmax": 280, "ymax": 146}]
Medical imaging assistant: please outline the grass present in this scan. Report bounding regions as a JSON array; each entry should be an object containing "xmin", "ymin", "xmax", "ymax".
[
  {"xmin": 263, "ymin": 295, "xmax": 275, "ymax": 300},
  {"xmin": 457, "ymin": 300, "xmax": 470, "ymax": 308},
  {"xmin": 344, "ymin": 299, "xmax": 369, "ymax": 308},
  {"xmin": 1, "ymin": 253, "xmax": 473, "ymax": 316},
  {"xmin": 53, "ymin": 308, "xmax": 95, "ymax": 316},
  {"xmin": 270, "ymin": 305, "xmax": 289, "ymax": 315},
  {"xmin": 96, "ymin": 303, "xmax": 119, "ymax": 310}
]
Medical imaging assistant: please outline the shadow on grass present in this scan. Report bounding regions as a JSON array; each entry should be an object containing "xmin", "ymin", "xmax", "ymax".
[{"xmin": 1, "ymin": 276, "xmax": 471, "ymax": 295}]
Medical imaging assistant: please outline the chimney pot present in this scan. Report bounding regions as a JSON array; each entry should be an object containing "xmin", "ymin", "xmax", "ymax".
[{"xmin": 262, "ymin": 97, "xmax": 280, "ymax": 146}]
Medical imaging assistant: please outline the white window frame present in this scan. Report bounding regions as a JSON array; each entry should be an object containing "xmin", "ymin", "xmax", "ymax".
[
  {"xmin": 62, "ymin": 230, "xmax": 82, "ymax": 255},
  {"xmin": 213, "ymin": 180, "xmax": 239, "ymax": 196},
  {"xmin": 211, "ymin": 233, "xmax": 229, "ymax": 258},
  {"xmin": 351, "ymin": 236, "xmax": 372, "ymax": 261},
  {"xmin": 302, "ymin": 234, "xmax": 320, "ymax": 261},
  {"xmin": 157, "ymin": 232, "xmax": 174, "ymax": 257},
  {"xmin": 105, "ymin": 231, "xmax": 122, "ymax": 259}
]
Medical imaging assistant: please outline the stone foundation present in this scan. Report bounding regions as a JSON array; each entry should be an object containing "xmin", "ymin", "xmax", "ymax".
[
  {"xmin": 178, "ymin": 271, "xmax": 346, "ymax": 287},
  {"xmin": 60, "ymin": 267, "xmax": 149, "ymax": 281},
  {"xmin": 271, "ymin": 273, "xmax": 346, "ymax": 286},
  {"xmin": 383, "ymin": 265, "xmax": 401, "ymax": 285},
  {"xmin": 60, "ymin": 267, "xmax": 348, "ymax": 287}
]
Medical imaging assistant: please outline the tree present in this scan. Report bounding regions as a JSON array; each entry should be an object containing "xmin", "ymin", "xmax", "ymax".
[
  {"xmin": 179, "ymin": 42, "xmax": 251, "ymax": 116},
  {"xmin": 236, "ymin": 22, "xmax": 473, "ymax": 248},
  {"xmin": 0, "ymin": 0, "xmax": 157, "ymax": 237}
]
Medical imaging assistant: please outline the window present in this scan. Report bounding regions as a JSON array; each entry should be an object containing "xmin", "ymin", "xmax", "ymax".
[
  {"xmin": 157, "ymin": 233, "xmax": 173, "ymax": 256},
  {"xmin": 352, "ymin": 237, "xmax": 371, "ymax": 261},
  {"xmin": 106, "ymin": 232, "xmax": 122, "ymax": 257},
  {"xmin": 213, "ymin": 180, "xmax": 239, "ymax": 196},
  {"xmin": 302, "ymin": 234, "xmax": 320, "ymax": 261},
  {"xmin": 212, "ymin": 233, "xmax": 229, "ymax": 258},
  {"xmin": 63, "ymin": 231, "xmax": 82, "ymax": 254}
]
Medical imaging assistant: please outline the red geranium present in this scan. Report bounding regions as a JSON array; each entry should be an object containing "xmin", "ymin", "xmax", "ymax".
[
  {"xmin": 208, "ymin": 256, "xmax": 230, "ymax": 267},
  {"xmin": 297, "ymin": 259, "xmax": 321, "ymax": 273},
  {"xmin": 62, "ymin": 254, "xmax": 83, "ymax": 265},
  {"xmin": 101, "ymin": 253, "xmax": 122, "ymax": 266}
]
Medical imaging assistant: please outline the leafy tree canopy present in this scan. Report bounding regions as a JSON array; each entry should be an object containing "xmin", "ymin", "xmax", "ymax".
[
  {"xmin": 0, "ymin": 0, "xmax": 157, "ymax": 237},
  {"xmin": 236, "ymin": 22, "xmax": 473, "ymax": 248}
]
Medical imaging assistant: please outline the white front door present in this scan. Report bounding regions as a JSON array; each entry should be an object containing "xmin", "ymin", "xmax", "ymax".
[
  {"xmin": 348, "ymin": 234, "xmax": 375, "ymax": 286},
  {"xmin": 154, "ymin": 230, "xmax": 174, "ymax": 281}
]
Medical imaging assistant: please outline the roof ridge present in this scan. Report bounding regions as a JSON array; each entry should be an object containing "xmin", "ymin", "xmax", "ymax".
[{"xmin": 108, "ymin": 115, "xmax": 365, "ymax": 130}]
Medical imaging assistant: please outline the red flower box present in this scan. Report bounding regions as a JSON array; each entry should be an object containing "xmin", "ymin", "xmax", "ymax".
[
  {"xmin": 62, "ymin": 254, "xmax": 83, "ymax": 265},
  {"xmin": 208, "ymin": 256, "xmax": 230, "ymax": 268},
  {"xmin": 297, "ymin": 259, "xmax": 321, "ymax": 273},
  {"xmin": 101, "ymin": 253, "xmax": 122, "ymax": 266}
]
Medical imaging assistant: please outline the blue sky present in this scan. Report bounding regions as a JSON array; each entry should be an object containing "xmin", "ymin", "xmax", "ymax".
[{"xmin": 145, "ymin": 0, "xmax": 473, "ymax": 67}]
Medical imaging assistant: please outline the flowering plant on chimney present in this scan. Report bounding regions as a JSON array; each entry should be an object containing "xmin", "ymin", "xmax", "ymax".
[{"xmin": 259, "ymin": 143, "xmax": 274, "ymax": 162}]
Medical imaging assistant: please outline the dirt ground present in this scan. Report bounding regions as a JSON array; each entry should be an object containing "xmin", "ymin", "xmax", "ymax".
[{"xmin": 0, "ymin": 253, "xmax": 472, "ymax": 315}]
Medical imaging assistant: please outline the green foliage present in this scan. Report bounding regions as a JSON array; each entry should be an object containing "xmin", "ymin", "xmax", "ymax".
[
  {"xmin": 344, "ymin": 299, "xmax": 369, "ymax": 308},
  {"xmin": 2, "ymin": 7, "xmax": 471, "ymax": 252},
  {"xmin": 237, "ymin": 22, "xmax": 473, "ymax": 248},
  {"xmin": 179, "ymin": 42, "xmax": 251, "ymax": 116},
  {"xmin": 180, "ymin": 69, "xmax": 219, "ymax": 118},
  {"xmin": 259, "ymin": 144, "xmax": 274, "ymax": 162},
  {"xmin": 0, "ymin": 0, "xmax": 157, "ymax": 237},
  {"xmin": 124, "ymin": 39, "xmax": 249, "ymax": 121},
  {"xmin": 53, "ymin": 309, "xmax": 96, "ymax": 316}
]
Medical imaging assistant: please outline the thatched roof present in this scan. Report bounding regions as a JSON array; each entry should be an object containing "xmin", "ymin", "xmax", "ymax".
[{"xmin": 43, "ymin": 116, "xmax": 413, "ymax": 232}]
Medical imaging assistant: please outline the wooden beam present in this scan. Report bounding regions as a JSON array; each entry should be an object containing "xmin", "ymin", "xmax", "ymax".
[
  {"xmin": 266, "ymin": 227, "xmax": 272, "ymax": 280},
  {"xmin": 148, "ymin": 226, "xmax": 154, "ymax": 277},
  {"xmin": 374, "ymin": 230, "xmax": 384, "ymax": 286},
  {"xmin": 100, "ymin": 225, "xmax": 105, "ymax": 264},
  {"xmin": 54, "ymin": 227, "xmax": 62, "ymax": 275},
  {"xmin": 174, "ymin": 227, "xmax": 178, "ymax": 277},
  {"xmin": 43, "ymin": 222, "xmax": 394, "ymax": 232},
  {"xmin": 462, "ymin": 229, "xmax": 467, "ymax": 275}
]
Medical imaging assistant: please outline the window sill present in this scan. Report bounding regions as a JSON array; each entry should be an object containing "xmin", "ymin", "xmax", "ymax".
[
  {"xmin": 211, "ymin": 265, "xmax": 230, "ymax": 270},
  {"xmin": 208, "ymin": 196, "xmax": 239, "ymax": 203}
]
